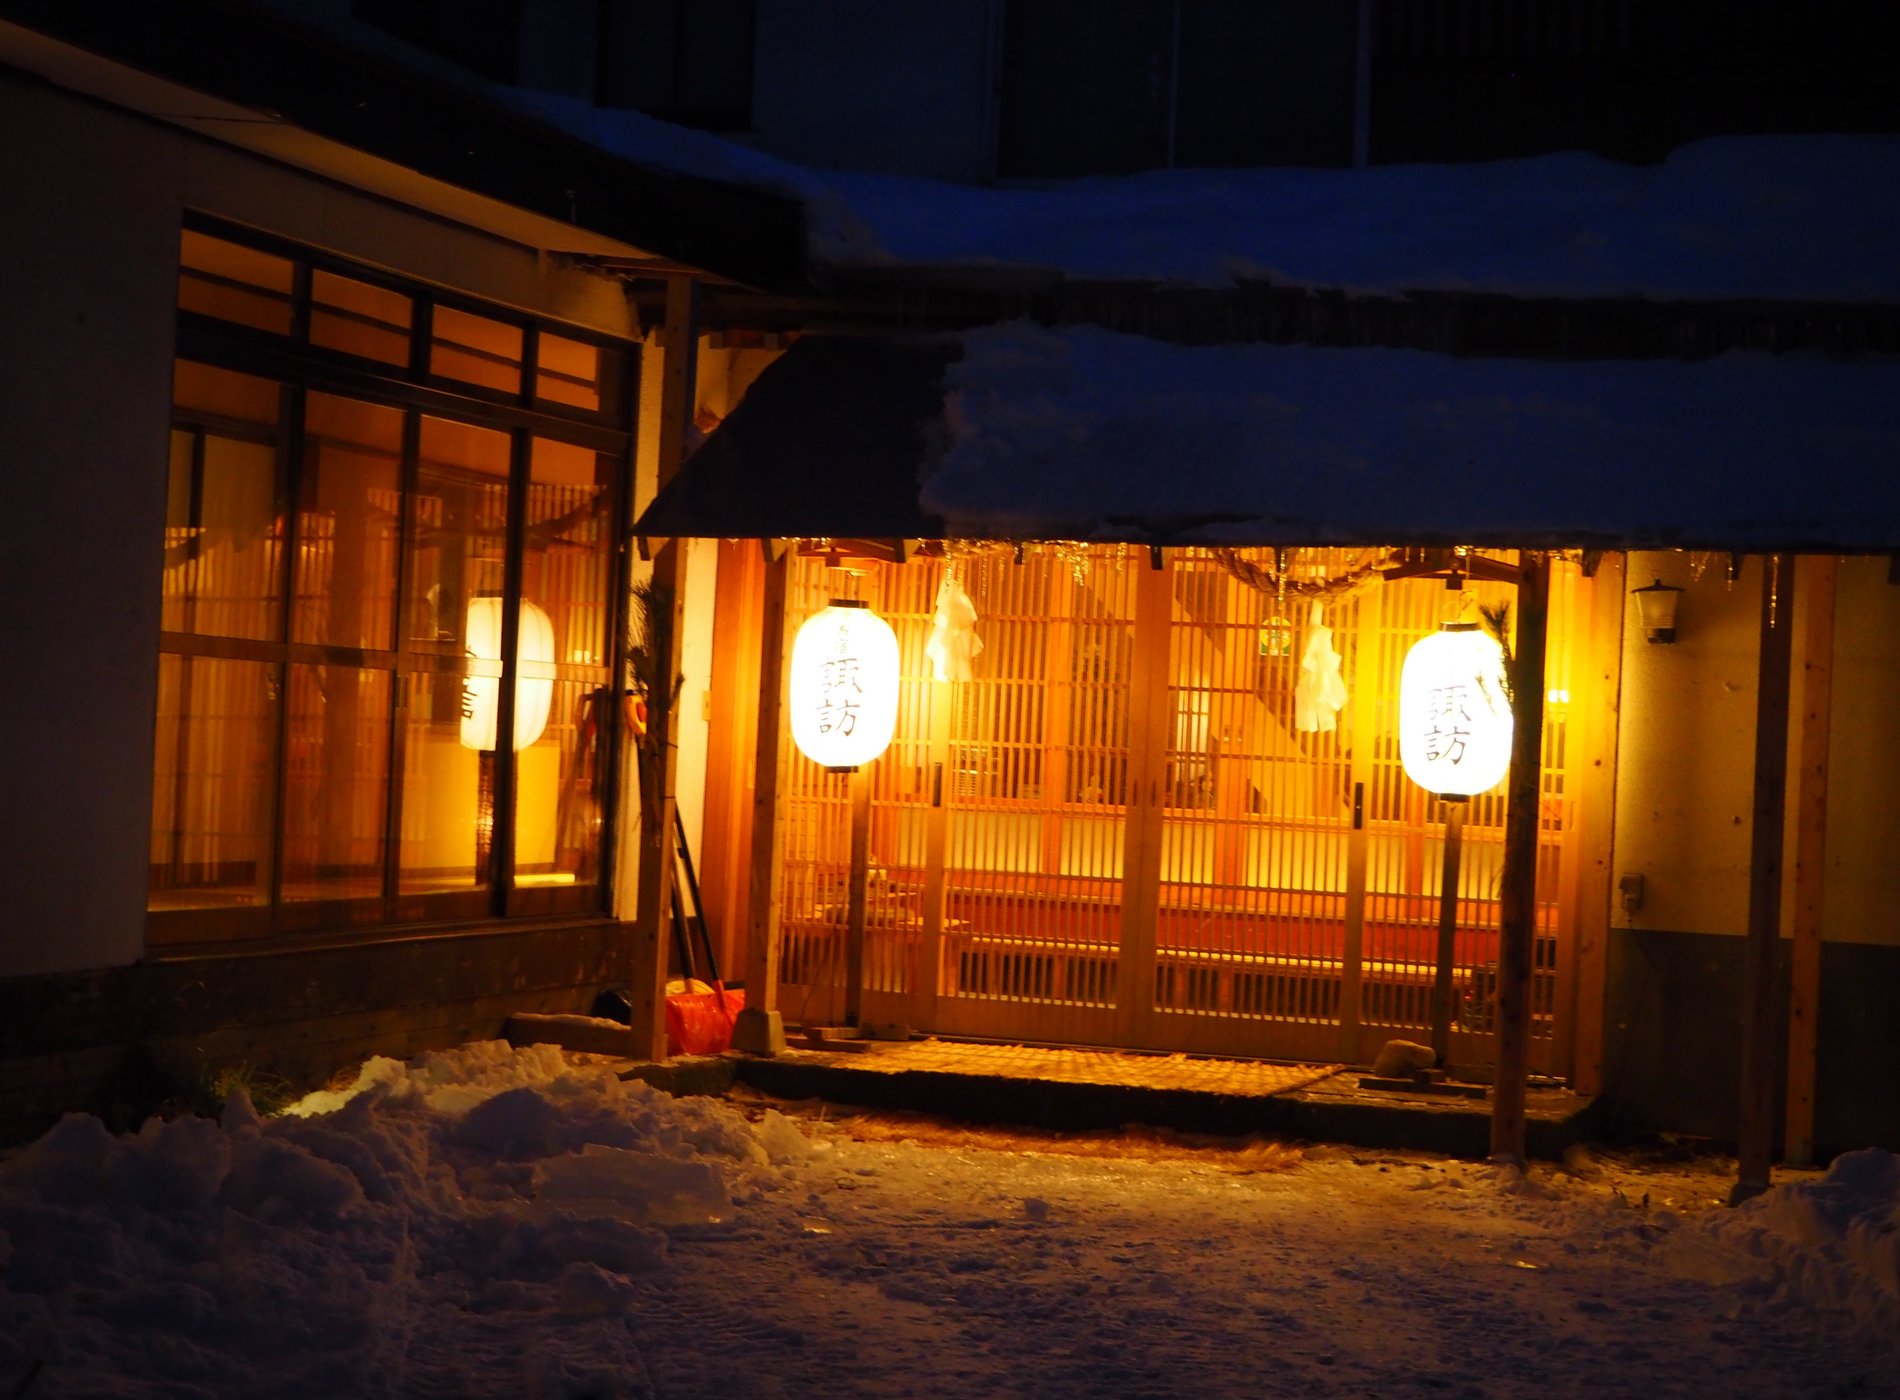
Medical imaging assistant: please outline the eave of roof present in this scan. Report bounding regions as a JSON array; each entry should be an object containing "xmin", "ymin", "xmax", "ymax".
[
  {"xmin": 0, "ymin": 0, "xmax": 809, "ymax": 291},
  {"xmin": 637, "ymin": 329, "xmax": 1900, "ymax": 554}
]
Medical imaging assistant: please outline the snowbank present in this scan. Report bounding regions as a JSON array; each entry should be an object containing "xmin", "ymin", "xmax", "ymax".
[
  {"xmin": 0, "ymin": 1042, "xmax": 812, "ymax": 1398},
  {"xmin": 1694, "ymin": 1148, "xmax": 1900, "ymax": 1330}
]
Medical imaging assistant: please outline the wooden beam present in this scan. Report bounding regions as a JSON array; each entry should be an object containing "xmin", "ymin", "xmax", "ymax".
[
  {"xmin": 843, "ymin": 766, "xmax": 873, "ymax": 1028},
  {"xmin": 1735, "ymin": 553, "xmax": 1797, "ymax": 1202},
  {"xmin": 732, "ymin": 552, "xmax": 792, "ymax": 1056},
  {"xmin": 1568, "ymin": 553, "xmax": 1626, "ymax": 1096},
  {"xmin": 628, "ymin": 276, "xmax": 699, "ymax": 1061},
  {"xmin": 1783, "ymin": 555, "xmax": 1836, "ymax": 1168},
  {"xmin": 1490, "ymin": 552, "xmax": 1550, "ymax": 1164}
]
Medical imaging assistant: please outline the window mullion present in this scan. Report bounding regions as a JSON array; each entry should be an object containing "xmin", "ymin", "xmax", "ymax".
[
  {"xmin": 383, "ymin": 408, "xmax": 423, "ymax": 913},
  {"xmin": 493, "ymin": 427, "xmax": 532, "ymax": 914},
  {"xmin": 266, "ymin": 383, "xmax": 305, "ymax": 920}
]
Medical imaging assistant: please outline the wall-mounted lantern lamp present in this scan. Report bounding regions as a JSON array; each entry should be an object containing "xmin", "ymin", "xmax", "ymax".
[
  {"xmin": 1398, "ymin": 622, "xmax": 1514, "ymax": 799},
  {"xmin": 789, "ymin": 600, "xmax": 900, "ymax": 771},
  {"xmin": 1632, "ymin": 578, "xmax": 1684, "ymax": 645}
]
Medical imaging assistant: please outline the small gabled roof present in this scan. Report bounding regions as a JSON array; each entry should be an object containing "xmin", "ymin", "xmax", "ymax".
[{"xmin": 638, "ymin": 326, "xmax": 1900, "ymax": 553}]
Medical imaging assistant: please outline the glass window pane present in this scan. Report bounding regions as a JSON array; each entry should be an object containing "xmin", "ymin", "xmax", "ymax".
[
  {"xmin": 398, "ymin": 671, "xmax": 492, "ymax": 894},
  {"xmin": 148, "ymin": 654, "xmax": 278, "ymax": 910},
  {"xmin": 512, "ymin": 438, "xmax": 616, "ymax": 890},
  {"xmin": 173, "ymin": 360, "xmax": 283, "ymax": 427},
  {"xmin": 524, "ymin": 437, "xmax": 616, "ymax": 668},
  {"xmin": 514, "ymin": 678, "xmax": 607, "ymax": 888},
  {"xmin": 310, "ymin": 270, "xmax": 413, "ymax": 365},
  {"xmin": 429, "ymin": 305, "xmax": 522, "ymax": 395},
  {"xmin": 295, "ymin": 394, "xmax": 403, "ymax": 650},
  {"xmin": 408, "ymin": 416, "xmax": 513, "ymax": 655},
  {"xmin": 161, "ymin": 427, "xmax": 282, "ymax": 641},
  {"xmin": 281, "ymin": 665, "xmax": 391, "ymax": 904},
  {"xmin": 535, "ymin": 333, "xmax": 601, "ymax": 412},
  {"xmin": 178, "ymin": 229, "xmax": 294, "ymax": 334}
]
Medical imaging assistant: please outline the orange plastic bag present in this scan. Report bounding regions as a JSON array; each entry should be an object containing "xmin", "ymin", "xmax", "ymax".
[{"xmin": 664, "ymin": 981, "xmax": 744, "ymax": 1056}]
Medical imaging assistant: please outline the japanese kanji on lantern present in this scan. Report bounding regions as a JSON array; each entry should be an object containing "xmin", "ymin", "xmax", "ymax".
[
  {"xmin": 1398, "ymin": 621, "xmax": 1513, "ymax": 797},
  {"xmin": 789, "ymin": 599, "xmax": 901, "ymax": 771}
]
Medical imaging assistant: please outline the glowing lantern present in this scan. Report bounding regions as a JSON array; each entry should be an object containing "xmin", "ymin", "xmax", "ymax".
[
  {"xmin": 1398, "ymin": 622, "xmax": 1513, "ymax": 797},
  {"xmin": 460, "ymin": 597, "xmax": 555, "ymax": 751},
  {"xmin": 789, "ymin": 600, "xmax": 900, "ymax": 770}
]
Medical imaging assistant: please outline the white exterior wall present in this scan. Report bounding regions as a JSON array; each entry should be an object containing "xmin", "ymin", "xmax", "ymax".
[
  {"xmin": 1611, "ymin": 550, "xmax": 1900, "ymax": 947},
  {"xmin": 748, "ymin": 0, "xmax": 999, "ymax": 182},
  {"xmin": 0, "ymin": 75, "xmax": 635, "ymax": 978}
]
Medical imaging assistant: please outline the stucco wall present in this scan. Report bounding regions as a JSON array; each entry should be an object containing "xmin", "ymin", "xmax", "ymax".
[
  {"xmin": 0, "ymin": 75, "xmax": 635, "ymax": 978},
  {"xmin": 0, "ymin": 76, "xmax": 180, "ymax": 978},
  {"xmin": 748, "ymin": 0, "xmax": 998, "ymax": 182},
  {"xmin": 1604, "ymin": 551, "xmax": 1900, "ymax": 1150}
]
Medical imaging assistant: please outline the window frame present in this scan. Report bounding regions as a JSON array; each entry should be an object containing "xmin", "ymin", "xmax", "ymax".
[{"xmin": 152, "ymin": 214, "xmax": 638, "ymax": 949}]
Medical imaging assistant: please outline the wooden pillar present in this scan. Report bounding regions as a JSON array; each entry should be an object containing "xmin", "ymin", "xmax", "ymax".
[
  {"xmin": 627, "ymin": 277, "xmax": 698, "ymax": 1060},
  {"xmin": 1490, "ymin": 553, "xmax": 1549, "ymax": 1164},
  {"xmin": 843, "ymin": 766, "xmax": 873, "ymax": 1027},
  {"xmin": 1430, "ymin": 799, "xmax": 1465, "ymax": 1069},
  {"xmin": 1783, "ymin": 556, "xmax": 1835, "ymax": 1167},
  {"xmin": 732, "ymin": 550, "xmax": 792, "ymax": 1056},
  {"xmin": 1736, "ymin": 554, "xmax": 1797, "ymax": 1202},
  {"xmin": 1568, "ymin": 554, "xmax": 1625, "ymax": 1096}
]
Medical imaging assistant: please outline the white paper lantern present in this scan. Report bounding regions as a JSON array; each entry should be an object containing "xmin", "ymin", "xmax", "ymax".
[
  {"xmin": 1398, "ymin": 622, "xmax": 1513, "ymax": 797},
  {"xmin": 460, "ymin": 597, "xmax": 556, "ymax": 751},
  {"xmin": 789, "ymin": 600, "xmax": 900, "ymax": 770}
]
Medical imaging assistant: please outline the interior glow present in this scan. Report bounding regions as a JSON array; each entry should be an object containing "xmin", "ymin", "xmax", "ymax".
[
  {"xmin": 461, "ymin": 597, "xmax": 555, "ymax": 751},
  {"xmin": 1398, "ymin": 623, "xmax": 1513, "ymax": 797},
  {"xmin": 789, "ymin": 601, "xmax": 900, "ymax": 770}
]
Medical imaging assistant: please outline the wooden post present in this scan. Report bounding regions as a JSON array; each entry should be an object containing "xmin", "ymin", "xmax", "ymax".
[
  {"xmin": 843, "ymin": 765, "xmax": 873, "ymax": 1028},
  {"xmin": 1490, "ymin": 553, "xmax": 1549, "ymax": 1164},
  {"xmin": 1337, "ymin": 582, "xmax": 1380, "ymax": 1063},
  {"xmin": 1429, "ymin": 799, "xmax": 1465, "ymax": 1069},
  {"xmin": 732, "ymin": 550, "xmax": 792, "ymax": 1056},
  {"xmin": 1784, "ymin": 556, "xmax": 1836, "ymax": 1168},
  {"xmin": 1568, "ymin": 554, "xmax": 1626, "ymax": 1096},
  {"xmin": 1736, "ymin": 553, "xmax": 1796, "ymax": 1202},
  {"xmin": 627, "ymin": 276, "xmax": 698, "ymax": 1061}
]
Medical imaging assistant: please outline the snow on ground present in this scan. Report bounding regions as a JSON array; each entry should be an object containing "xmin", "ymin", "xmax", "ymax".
[{"xmin": 2, "ymin": 1044, "xmax": 1896, "ymax": 1400}]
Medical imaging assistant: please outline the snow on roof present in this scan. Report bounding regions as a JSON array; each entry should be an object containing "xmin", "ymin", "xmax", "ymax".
[
  {"xmin": 229, "ymin": 9, "xmax": 1900, "ymax": 302},
  {"xmin": 920, "ymin": 323, "xmax": 1900, "ymax": 549},
  {"xmin": 822, "ymin": 136, "xmax": 1900, "ymax": 301}
]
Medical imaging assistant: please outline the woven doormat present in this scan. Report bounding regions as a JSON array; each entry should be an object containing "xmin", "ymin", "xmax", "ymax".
[{"xmin": 832, "ymin": 1039, "xmax": 1341, "ymax": 1098}]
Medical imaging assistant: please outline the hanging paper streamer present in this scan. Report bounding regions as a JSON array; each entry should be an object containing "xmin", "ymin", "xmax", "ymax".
[
  {"xmin": 925, "ymin": 573, "xmax": 983, "ymax": 682},
  {"xmin": 1294, "ymin": 599, "xmax": 1348, "ymax": 733}
]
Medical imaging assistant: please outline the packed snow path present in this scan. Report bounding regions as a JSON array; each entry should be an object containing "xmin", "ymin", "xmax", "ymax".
[{"xmin": 2, "ymin": 1044, "xmax": 1895, "ymax": 1399}]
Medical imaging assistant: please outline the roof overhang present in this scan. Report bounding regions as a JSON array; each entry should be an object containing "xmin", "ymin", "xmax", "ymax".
[
  {"xmin": 0, "ymin": 0, "xmax": 808, "ymax": 290},
  {"xmin": 637, "ymin": 326, "xmax": 1900, "ymax": 553}
]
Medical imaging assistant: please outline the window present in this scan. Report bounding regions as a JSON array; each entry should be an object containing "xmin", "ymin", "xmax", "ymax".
[
  {"xmin": 996, "ymin": 0, "xmax": 1358, "ymax": 178},
  {"xmin": 352, "ymin": 0, "xmax": 523, "ymax": 84},
  {"xmin": 595, "ymin": 0, "xmax": 756, "ymax": 132},
  {"xmin": 153, "ymin": 222, "xmax": 634, "ymax": 943}
]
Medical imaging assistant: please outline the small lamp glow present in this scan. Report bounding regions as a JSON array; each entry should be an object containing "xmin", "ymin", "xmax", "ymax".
[
  {"xmin": 461, "ymin": 597, "xmax": 555, "ymax": 751},
  {"xmin": 1398, "ymin": 622, "xmax": 1513, "ymax": 798},
  {"xmin": 1632, "ymin": 578, "xmax": 1683, "ymax": 644},
  {"xmin": 789, "ymin": 600, "xmax": 900, "ymax": 771}
]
